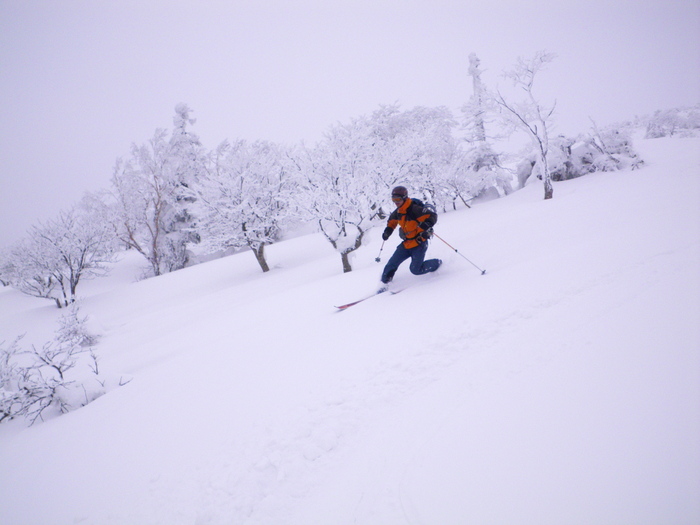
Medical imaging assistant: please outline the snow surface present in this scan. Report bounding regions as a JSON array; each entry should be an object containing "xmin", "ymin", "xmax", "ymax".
[{"xmin": 1, "ymin": 137, "xmax": 699, "ymax": 524}]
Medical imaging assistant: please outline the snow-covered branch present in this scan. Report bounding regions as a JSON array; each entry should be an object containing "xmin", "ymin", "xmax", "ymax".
[{"xmin": 0, "ymin": 305, "xmax": 104, "ymax": 425}]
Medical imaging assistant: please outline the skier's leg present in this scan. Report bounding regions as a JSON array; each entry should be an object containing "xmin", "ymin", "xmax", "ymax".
[
  {"xmin": 408, "ymin": 242, "xmax": 428, "ymax": 275},
  {"xmin": 409, "ymin": 242, "xmax": 441, "ymax": 275},
  {"xmin": 381, "ymin": 245, "xmax": 410, "ymax": 283}
]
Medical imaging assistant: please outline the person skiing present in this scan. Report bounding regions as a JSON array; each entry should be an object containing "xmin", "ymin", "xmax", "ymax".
[{"xmin": 379, "ymin": 186, "xmax": 441, "ymax": 290}]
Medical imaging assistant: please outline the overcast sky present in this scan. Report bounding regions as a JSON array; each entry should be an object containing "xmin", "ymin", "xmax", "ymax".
[{"xmin": 1, "ymin": 0, "xmax": 698, "ymax": 248}]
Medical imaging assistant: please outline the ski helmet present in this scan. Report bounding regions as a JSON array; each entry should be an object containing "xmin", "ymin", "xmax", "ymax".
[{"xmin": 391, "ymin": 186, "xmax": 408, "ymax": 199}]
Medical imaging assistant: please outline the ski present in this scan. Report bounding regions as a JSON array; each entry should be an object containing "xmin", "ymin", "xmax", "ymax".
[{"xmin": 335, "ymin": 289, "xmax": 403, "ymax": 311}]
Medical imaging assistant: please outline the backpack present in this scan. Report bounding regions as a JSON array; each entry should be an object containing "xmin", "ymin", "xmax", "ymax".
[{"xmin": 407, "ymin": 198, "xmax": 437, "ymax": 223}]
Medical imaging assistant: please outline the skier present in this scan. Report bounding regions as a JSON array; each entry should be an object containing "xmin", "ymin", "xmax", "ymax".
[{"xmin": 379, "ymin": 186, "xmax": 441, "ymax": 291}]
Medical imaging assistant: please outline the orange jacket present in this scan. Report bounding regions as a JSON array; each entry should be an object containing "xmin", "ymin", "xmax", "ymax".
[{"xmin": 385, "ymin": 198, "xmax": 438, "ymax": 249}]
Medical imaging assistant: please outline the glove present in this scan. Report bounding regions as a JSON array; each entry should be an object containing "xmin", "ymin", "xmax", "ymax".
[
  {"xmin": 418, "ymin": 229, "xmax": 433, "ymax": 242},
  {"xmin": 382, "ymin": 227, "xmax": 393, "ymax": 241}
]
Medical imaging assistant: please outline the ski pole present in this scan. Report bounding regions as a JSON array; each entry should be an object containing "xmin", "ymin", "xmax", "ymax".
[
  {"xmin": 375, "ymin": 241, "xmax": 385, "ymax": 263},
  {"xmin": 433, "ymin": 232, "xmax": 487, "ymax": 275}
]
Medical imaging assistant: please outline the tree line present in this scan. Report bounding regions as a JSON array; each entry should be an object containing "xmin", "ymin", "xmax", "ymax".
[{"xmin": 1, "ymin": 52, "xmax": 671, "ymax": 308}]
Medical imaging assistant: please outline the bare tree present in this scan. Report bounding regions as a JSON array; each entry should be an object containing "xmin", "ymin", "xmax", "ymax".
[{"xmin": 494, "ymin": 51, "xmax": 557, "ymax": 199}]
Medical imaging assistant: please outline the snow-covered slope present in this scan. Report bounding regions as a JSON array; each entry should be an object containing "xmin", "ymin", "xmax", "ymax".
[{"xmin": 1, "ymin": 137, "xmax": 699, "ymax": 525}]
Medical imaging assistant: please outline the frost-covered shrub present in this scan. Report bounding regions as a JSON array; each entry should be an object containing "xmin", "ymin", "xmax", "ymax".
[
  {"xmin": 443, "ymin": 142, "xmax": 513, "ymax": 205},
  {"xmin": 519, "ymin": 128, "xmax": 643, "ymax": 188},
  {"xmin": 546, "ymin": 135, "xmax": 616, "ymax": 181},
  {"xmin": 0, "ymin": 305, "xmax": 104, "ymax": 425},
  {"xmin": 588, "ymin": 127, "xmax": 644, "ymax": 172},
  {"xmin": 548, "ymin": 135, "xmax": 586, "ymax": 182}
]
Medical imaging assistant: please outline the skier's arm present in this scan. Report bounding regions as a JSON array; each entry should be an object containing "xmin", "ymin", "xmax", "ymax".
[
  {"xmin": 417, "ymin": 207, "xmax": 437, "ymax": 231},
  {"xmin": 383, "ymin": 211, "xmax": 399, "ymax": 240}
]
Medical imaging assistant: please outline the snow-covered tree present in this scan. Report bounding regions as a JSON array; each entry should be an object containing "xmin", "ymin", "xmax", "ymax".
[
  {"xmin": 0, "ymin": 248, "xmax": 15, "ymax": 287},
  {"xmin": 109, "ymin": 105, "xmax": 205, "ymax": 277},
  {"xmin": 365, "ymin": 104, "xmax": 420, "ymax": 201},
  {"xmin": 456, "ymin": 53, "xmax": 512, "ymax": 203},
  {"xmin": 197, "ymin": 139, "xmax": 297, "ymax": 272},
  {"xmin": 3, "ymin": 197, "xmax": 116, "ymax": 308},
  {"xmin": 463, "ymin": 53, "xmax": 489, "ymax": 143},
  {"xmin": 1, "ymin": 238, "xmax": 58, "ymax": 303},
  {"xmin": 645, "ymin": 105, "xmax": 700, "ymax": 138},
  {"xmin": 168, "ymin": 103, "xmax": 206, "ymax": 234},
  {"xmin": 399, "ymin": 107, "xmax": 459, "ymax": 208},
  {"xmin": 110, "ymin": 137, "xmax": 180, "ymax": 276},
  {"xmin": 369, "ymin": 104, "xmax": 460, "ymax": 210},
  {"xmin": 292, "ymin": 118, "xmax": 383, "ymax": 273},
  {"xmin": 170, "ymin": 103, "xmax": 207, "ymax": 188},
  {"xmin": 286, "ymin": 104, "xmax": 462, "ymax": 272},
  {"xmin": 495, "ymin": 51, "xmax": 557, "ymax": 199}
]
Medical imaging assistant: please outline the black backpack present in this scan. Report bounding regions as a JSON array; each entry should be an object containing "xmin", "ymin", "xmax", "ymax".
[{"xmin": 407, "ymin": 198, "xmax": 437, "ymax": 222}]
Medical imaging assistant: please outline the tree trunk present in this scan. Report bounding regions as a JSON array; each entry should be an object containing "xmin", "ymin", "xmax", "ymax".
[
  {"xmin": 544, "ymin": 176, "xmax": 554, "ymax": 200},
  {"xmin": 539, "ymin": 146, "xmax": 554, "ymax": 200},
  {"xmin": 340, "ymin": 252, "xmax": 352, "ymax": 273},
  {"xmin": 252, "ymin": 244, "xmax": 270, "ymax": 273},
  {"xmin": 339, "ymin": 229, "xmax": 365, "ymax": 273}
]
